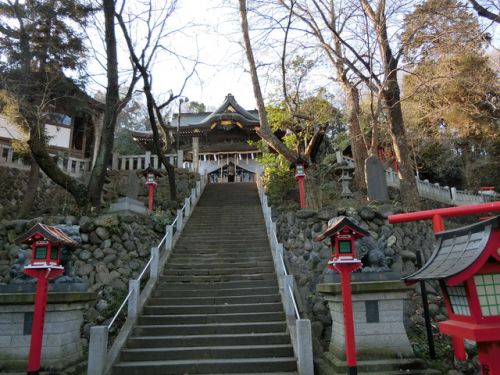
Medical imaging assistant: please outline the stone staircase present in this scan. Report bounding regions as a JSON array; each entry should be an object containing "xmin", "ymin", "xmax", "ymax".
[{"xmin": 112, "ymin": 182, "xmax": 297, "ymax": 374}]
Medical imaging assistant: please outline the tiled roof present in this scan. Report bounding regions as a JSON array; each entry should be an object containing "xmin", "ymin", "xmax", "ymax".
[
  {"xmin": 16, "ymin": 223, "xmax": 79, "ymax": 247},
  {"xmin": 404, "ymin": 216, "xmax": 499, "ymax": 282},
  {"xmin": 316, "ymin": 216, "xmax": 370, "ymax": 241}
]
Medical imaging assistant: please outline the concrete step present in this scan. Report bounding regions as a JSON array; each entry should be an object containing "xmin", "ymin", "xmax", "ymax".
[
  {"xmin": 166, "ymin": 260, "xmax": 275, "ymax": 270},
  {"xmin": 151, "ymin": 286, "xmax": 278, "ymax": 298},
  {"xmin": 138, "ymin": 311, "xmax": 286, "ymax": 325},
  {"xmin": 158, "ymin": 273, "xmax": 276, "ymax": 283},
  {"xmin": 167, "ymin": 255, "xmax": 273, "ymax": 264},
  {"xmin": 112, "ymin": 357, "xmax": 297, "ymax": 375},
  {"xmin": 126, "ymin": 332, "xmax": 292, "ymax": 348},
  {"xmin": 133, "ymin": 321, "xmax": 287, "ymax": 336},
  {"xmin": 120, "ymin": 344, "xmax": 294, "ymax": 362},
  {"xmin": 155, "ymin": 279, "xmax": 277, "ymax": 290},
  {"xmin": 143, "ymin": 302, "xmax": 284, "ymax": 315},
  {"xmin": 163, "ymin": 267, "xmax": 276, "ymax": 277},
  {"xmin": 148, "ymin": 294, "xmax": 281, "ymax": 306}
]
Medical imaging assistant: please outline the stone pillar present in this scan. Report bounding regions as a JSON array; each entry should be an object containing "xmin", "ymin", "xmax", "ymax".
[
  {"xmin": 177, "ymin": 150, "xmax": 184, "ymax": 168},
  {"xmin": 318, "ymin": 278, "xmax": 418, "ymax": 373},
  {"xmin": 0, "ymin": 290, "xmax": 95, "ymax": 371},
  {"xmin": 192, "ymin": 137, "xmax": 199, "ymax": 173}
]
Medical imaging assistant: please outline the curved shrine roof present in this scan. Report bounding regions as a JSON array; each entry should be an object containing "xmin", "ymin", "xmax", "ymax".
[{"xmin": 403, "ymin": 216, "xmax": 499, "ymax": 284}]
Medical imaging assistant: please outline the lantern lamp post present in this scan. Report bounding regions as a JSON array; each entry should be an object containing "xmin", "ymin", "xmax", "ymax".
[
  {"xmin": 292, "ymin": 158, "xmax": 308, "ymax": 209},
  {"xmin": 316, "ymin": 216, "xmax": 369, "ymax": 375},
  {"xmin": 144, "ymin": 166, "xmax": 161, "ymax": 211},
  {"xmin": 16, "ymin": 223, "xmax": 78, "ymax": 375}
]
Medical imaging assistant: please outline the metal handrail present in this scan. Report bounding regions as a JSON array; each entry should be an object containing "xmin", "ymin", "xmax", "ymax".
[
  {"xmin": 107, "ymin": 290, "xmax": 132, "ymax": 330},
  {"xmin": 257, "ymin": 175, "xmax": 301, "ymax": 320},
  {"xmin": 105, "ymin": 179, "xmax": 199, "ymax": 330},
  {"xmin": 137, "ymin": 257, "xmax": 153, "ymax": 282}
]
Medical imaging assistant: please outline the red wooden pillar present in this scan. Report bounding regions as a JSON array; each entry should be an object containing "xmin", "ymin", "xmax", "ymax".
[
  {"xmin": 27, "ymin": 273, "xmax": 48, "ymax": 374},
  {"xmin": 147, "ymin": 184, "xmax": 155, "ymax": 211},
  {"xmin": 24, "ymin": 267, "xmax": 64, "ymax": 374},
  {"xmin": 338, "ymin": 263, "xmax": 361, "ymax": 374},
  {"xmin": 477, "ymin": 342, "xmax": 500, "ymax": 374},
  {"xmin": 297, "ymin": 175, "xmax": 306, "ymax": 209}
]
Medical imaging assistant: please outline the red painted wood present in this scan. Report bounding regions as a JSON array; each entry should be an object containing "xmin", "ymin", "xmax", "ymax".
[
  {"xmin": 297, "ymin": 176, "xmax": 306, "ymax": 209},
  {"xmin": 148, "ymin": 184, "xmax": 154, "ymax": 211},
  {"xmin": 388, "ymin": 202, "xmax": 500, "ymax": 225},
  {"xmin": 477, "ymin": 341, "xmax": 500, "ymax": 375},
  {"xmin": 23, "ymin": 268, "xmax": 64, "ymax": 373}
]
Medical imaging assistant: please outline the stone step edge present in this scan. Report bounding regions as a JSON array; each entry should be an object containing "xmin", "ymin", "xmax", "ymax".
[
  {"xmin": 139, "ymin": 312, "xmax": 284, "ymax": 319},
  {"xmin": 122, "ymin": 344, "xmax": 293, "ymax": 353},
  {"xmin": 135, "ymin": 321, "xmax": 286, "ymax": 329},
  {"xmin": 114, "ymin": 357, "xmax": 297, "ymax": 367},
  {"xmin": 146, "ymin": 302, "xmax": 283, "ymax": 309},
  {"xmin": 131, "ymin": 332, "xmax": 291, "ymax": 340}
]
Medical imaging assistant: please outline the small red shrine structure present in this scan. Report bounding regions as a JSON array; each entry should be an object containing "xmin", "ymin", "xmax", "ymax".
[
  {"xmin": 317, "ymin": 216, "xmax": 369, "ymax": 375},
  {"xmin": 143, "ymin": 166, "xmax": 161, "ymax": 211},
  {"xmin": 404, "ymin": 216, "xmax": 500, "ymax": 375},
  {"xmin": 17, "ymin": 223, "xmax": 78, "ymax": 375}
]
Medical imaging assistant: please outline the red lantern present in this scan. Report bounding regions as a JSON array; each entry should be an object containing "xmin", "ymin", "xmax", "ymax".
[
  {"xmin": 316, "ymin": 216, "xmax": 369, "ymax": 374},
  {"xmin": 143, "ymin": 166, "xmax": 161, "ymax": 211},
  {"xmin": 17, "ymin": 223, "xmax": 78, "ymax": 374}
]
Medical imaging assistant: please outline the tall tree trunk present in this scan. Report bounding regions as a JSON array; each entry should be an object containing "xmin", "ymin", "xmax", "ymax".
[
  {"xmin": 114, "ymin": 11, "xmax": 177, "ymax": 201},
  {"xmin": 144, "ymin": 79, "xmax": 177, "ymax": 201},
  {"xmin": 28, "ymin": 125, "xmax": 89, "ymax": 207},
  {"xmin": 238, "ymin": 0, "xmax": 298, "ymax": 163},
  {"xmin": 359, "ymin": 0, "xmax": 420, "ymax": 207},
  {"xmin": 345, "ymin": 85, "xmax": 368, "ymax": 190},
  {"xmin": 383, "ymin": 73, "xmax": 419, "ymax": 207},
  {"xmin": 87, "ymin": 0, "xmax": 119, "ymax": 209},
  {"xmin": 18, "ymin": 158, "xmax": 39, "ymax": 218}
]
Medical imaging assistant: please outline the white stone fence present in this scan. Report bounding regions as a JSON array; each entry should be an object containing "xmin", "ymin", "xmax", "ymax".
[
  {"xmin": 256, "ymin": 175, "xmax": 314, "ymax": 375},
  {"xmin": 87, "ymin": 174, "xmax": 208, "ymax": 375},
  {"xmin": 336, "ymin": 152, "xmax": 499, "ymax": 206},
  {"xmin": 0, "ymin": 144, "xmax": 91, "ymax": 177}
]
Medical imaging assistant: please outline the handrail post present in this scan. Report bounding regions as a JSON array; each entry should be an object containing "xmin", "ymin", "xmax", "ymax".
[
  {"xmin": 165, "ymin": 225, "xmax": 173, "ymax": 252},
  {"xmin": 128, "ymin": 280, "xmax": 140, "ymax": 320},
  {"xmin": 88, "ymin": 325, "xmax": 108, "ymax": 375},
  {"xmin": 185, "ymin": 197, "xmax": 191, "ymax": 217},
  {"xmin": 276, "ymin": 244, "xmax": 285, "ymax": 289},
  {"xmin": 150, "ymin": 247, "xmax": 159, "ymax": 280},
  {"xmin": 191, "ymin": 188, "xmax": 196, "ymax": 206},
  {"xmin": 196, "ymin": 181, "xmax": 201, "ymax": 197},
  {"xmin": 296, "ymin": 319, "xmax": 314, "ymax": 375},
  {"xmin": 176, "ymin": 209, "xmax": 183, "ymax": 231},
  {"xmin": 283, "ymin": 275, "xmax": 295, "ymax": 320}
]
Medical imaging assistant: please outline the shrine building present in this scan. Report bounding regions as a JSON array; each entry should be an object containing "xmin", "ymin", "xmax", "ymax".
[{"xmin": 131, "ymin": 94, "xmax": 264, "ymax": 182}]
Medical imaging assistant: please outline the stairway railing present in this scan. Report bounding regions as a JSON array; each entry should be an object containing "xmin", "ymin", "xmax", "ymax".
[
  {"xmin": 256, "ymin": 176, "xmax": 314, "ymax": 375},
  {"xmin": 87, "ymin": 174, "xmax": 208, "ymax": 375},
  {"xmin": 336, "ymin": 151, "xmax": 499, "ymax": 206}
]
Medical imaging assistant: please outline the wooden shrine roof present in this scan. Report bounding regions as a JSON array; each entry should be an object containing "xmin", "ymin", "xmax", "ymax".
[
  {"xmin": 16, "ymin": 223, "xmax": 79, "ymax": 246},
  {"xmin": 403, "ymin": 216, "xmax": 499, "ymax": 284}
]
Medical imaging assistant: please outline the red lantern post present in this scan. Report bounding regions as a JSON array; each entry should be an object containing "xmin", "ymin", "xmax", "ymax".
[
  {"xmin": 143, "ymin": 166, "xmax": 161, "ymax": 211},
  {"xmin": 16, "ymin": 224, "xmax": 78, "ymax": 375},
  {"xmin": 316, "ymin": 216, "xmax": 369, "ymax": 375},
  {"xmin": 293, "ymin": 158, "xmax": 308, "ymax": 209}
]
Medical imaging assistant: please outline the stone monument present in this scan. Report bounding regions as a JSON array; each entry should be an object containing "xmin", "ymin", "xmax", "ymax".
[{"xmin": 365, "ymin": 156, "xmax": 389, "ymax": 201}]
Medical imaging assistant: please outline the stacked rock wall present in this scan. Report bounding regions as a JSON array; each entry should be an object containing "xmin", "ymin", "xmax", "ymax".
[{"xmin": 273, "ymin": 204, "xmax": 436, "ymax": 355}]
